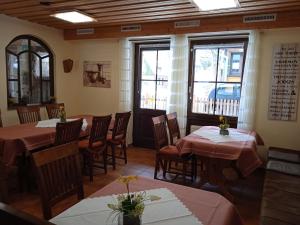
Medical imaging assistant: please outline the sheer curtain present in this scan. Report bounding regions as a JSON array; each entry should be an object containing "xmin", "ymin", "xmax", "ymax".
[
  {"xmin": 118, "ymin": 38, "xmax": 134, "ymax": 143},
  {"xmin": 237, "ymin": 30, "xmax": 261, "ymax": 130},
  {"xmin": 167, "ymin": 35, "xmax": 189, "ymax": 135}
]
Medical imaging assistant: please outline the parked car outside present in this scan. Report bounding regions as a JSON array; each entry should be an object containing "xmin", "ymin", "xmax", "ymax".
[{"xmin": 208, "ymin": 85, "xmax": 241, "ymax": 100}]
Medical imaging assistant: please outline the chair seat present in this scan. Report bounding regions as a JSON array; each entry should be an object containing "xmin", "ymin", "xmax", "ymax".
[
  {"xmin": 159, "ymin": 145, "xmax": 180, "ymax": 156},
  {"xmin": 78, "ymin": 139, "xmax": 104, "ymax": 150},
  {"xmin": 106, "ymin": 133, "xmax": 124, "ymax": 144}
]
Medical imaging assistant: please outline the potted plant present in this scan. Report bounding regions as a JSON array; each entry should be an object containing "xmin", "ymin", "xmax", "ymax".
[
  {"xmin": 107, "ymin": 175, "xmax": 160, "ymax": 225},
  {"xmin": 219, "ymin": 115, "xmax": 230, "ymax": 135}
]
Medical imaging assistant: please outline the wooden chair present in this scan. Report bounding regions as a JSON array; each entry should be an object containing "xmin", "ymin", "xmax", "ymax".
[
  {"xmin": 54, "ymin": 119, "xmax": 83, "ymax": 146},
  {"xmin": 46, "ymin": 103, "xmax": 64, "ymax": 119},
  {"xmin": 0, "ymin": 139, "xmax": 9, "ymax": 203},
  {"xmin": 152, "ymin": 115, "xmax": 195, "ymax": 181},
  {"xmin": 79, "ymin": 115, "xmax": 112, "ymax": 181},
  {"xmin": 166, "ymin": 112, "xmax": 181, "ymax": 145},
  {"xmin": 0, "ymin": 202, "xmax": 55, "ymax": 225},
  {"xmin": 17, "ymin": 106, "xmax": 41, "ymax": 124},
  {"xmin": 31, "ymin": 141, "xmax": 84, "ymax": 220},
  {"xmin": 107, "ymin": 111, "xmax": 131, "ymax": 170}
]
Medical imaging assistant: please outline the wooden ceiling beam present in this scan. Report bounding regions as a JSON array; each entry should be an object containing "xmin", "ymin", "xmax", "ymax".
[{"xmin": 63, "ymin": 10, "xmax": 300, "ymax": 40}]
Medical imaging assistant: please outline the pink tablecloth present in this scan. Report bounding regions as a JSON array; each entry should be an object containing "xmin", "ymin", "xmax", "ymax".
[
  {"xmin": 91, "ymin": 176, "xmax": 244, "ymax": 225},
  {"xmin": 176, "ymin": 126, "xmax": 263, "ymax": 177},
  {"xmin": 0, "ymin": 115, "xmax": 93, "ymax": 166}
]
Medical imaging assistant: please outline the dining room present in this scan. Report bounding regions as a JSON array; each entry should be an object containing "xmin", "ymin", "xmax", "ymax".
[{"xmin": 0, "ymin": 1, "xmax": 300, "ymax": 225}]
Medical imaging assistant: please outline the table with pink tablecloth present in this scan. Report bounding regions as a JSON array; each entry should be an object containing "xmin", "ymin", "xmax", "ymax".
[
  {"xmin": 176, "ymin": 126, "xmax": 263, "ymax": 177},
  {"xmin": 90, "ymin": 176, "xmax": 244, "ymax": 225},
  {"xmin": 0, "ymin": 115, "xmax": 93, "ymax": 167}
]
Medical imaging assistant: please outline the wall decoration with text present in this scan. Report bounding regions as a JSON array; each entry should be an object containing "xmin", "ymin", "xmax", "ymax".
[
  {"xmin": 268, "ymin": 43, "xmax": 300, "ymax": 121},
  {"xmin": 83, "ymin": 61, "xmax": 111, "ymax": 88}
]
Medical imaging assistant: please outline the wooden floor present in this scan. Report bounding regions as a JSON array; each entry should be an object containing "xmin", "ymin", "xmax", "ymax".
[{"xmin": 7, "ymin": 146, "xmax": 265, "ymax": 225}]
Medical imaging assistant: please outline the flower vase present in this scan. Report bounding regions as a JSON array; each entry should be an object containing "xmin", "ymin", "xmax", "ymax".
[
  {"xmin": 220, "ymin": 128, "xmax": 229, "ymax": 135},
  {"xmin": 118, "ymin": 214, "xmax": 141, "ymax": 225}
]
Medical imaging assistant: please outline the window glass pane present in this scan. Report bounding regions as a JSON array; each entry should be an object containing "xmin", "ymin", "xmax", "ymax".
[
  {"xmin": 42, "ymin": 81, "xmax": 50, "ymax": 103},
  {"xmin": 7, "ymin": 39, "xmax": 28, "ymax": 55},
  {"xmin": 7, "ymin": 54, "xmax": 18, "ymax": 79},
  {"xmin": 42, "ymin": 57, "xmax": 50, "ymax": 79},
  {"xmin": 141, "ymin": 51, "xmax": 157, "ymax": 80},
  {"xmin": 214, "ymin": 83, "xmax": 241, "ymax": 116},
  {"xmin": 31, "ymin": 40, "xmax": 49, "ymax": 57},
  {"xmin": 30, "ymin": 54, "xmax": 41, "ymax": 104},
  {"xmin": 218, "ymin": 47, "xmax": 243, "ymax": 82},
  {"xmin": 194, "ymin": 48, "xmax": 218, "ymax": 82},
  {"xmin": 156, "ymin": 81, "xmax": 168, "ymax": 110},
  {"xmin": 157, "ymin": 50, "xmax": 170, "ymax": 81},
  {"xmin": 192, "ymin": 83, "xmax": 215, "ymax": 114},
  {"xmin": 19, "ymin": 52, "xmax": 30, "ymax": 105},
  {"xmin": 140, "ymin": 81, "xmax": 156, "ymax": 109},
  {"xmin": 8, "ymin": 81, "xmax": 19, "ymax": 106}
]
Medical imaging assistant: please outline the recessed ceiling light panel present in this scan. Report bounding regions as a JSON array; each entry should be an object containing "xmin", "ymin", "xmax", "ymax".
[
  {"xmin": 51, "ymin": 11, "xmax": 96, "ymax": 23},
  {"xmin": 193, "ymin": 0, "xmax": 239, "ymax": 11}
]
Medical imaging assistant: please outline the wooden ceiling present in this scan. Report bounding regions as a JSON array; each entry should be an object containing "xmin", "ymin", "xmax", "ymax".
[{"xmin": 1, "ymin": 0, "xmax": 300, "ymax": 30}]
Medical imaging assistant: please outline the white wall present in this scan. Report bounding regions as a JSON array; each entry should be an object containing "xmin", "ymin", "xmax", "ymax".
[
  {"xmin": 255, "ymin": 28, "xmax": 300, "ymax": 150},
  {"xmin": 0, "ymin": 14, "xmax": 299, "ymax": 150},
  {"xmin": 0, "ymin": 14, "xmax": 81, "ymax": 126}
]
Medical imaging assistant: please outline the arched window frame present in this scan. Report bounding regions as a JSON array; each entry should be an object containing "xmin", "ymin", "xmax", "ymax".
[{"xmin": 6, "ymin": 35, "xmax": 54, "ymax": 108}]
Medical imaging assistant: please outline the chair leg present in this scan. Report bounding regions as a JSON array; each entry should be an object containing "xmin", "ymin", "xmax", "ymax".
[
  {"xmin": 103, "ymin": 147, "xmax": 107, "ymax": 174},
  {"xmin": 182, "ymin": 161, "xmax": 187, "ymax": 182},
  {"xmin": 111, "ymin": 144, "xmax": 116, "ymax": 170},
  {"xmin": 154, "ymin": 156, "xmax": 160, "ymax": 179},
  {"xmin": 88, "ymin": 153, "xmax": 94, "ymax": 182},
  {"xmin": 163, "ymin": 160, "xmax": 168, "ymax": 178},
  {"xmin": 123, "ymin": 142, "xmax": 127, "ymax": 164},
  {"xmin": 42, "ymin": 204, "xmax": 52, "ymax": 220}
]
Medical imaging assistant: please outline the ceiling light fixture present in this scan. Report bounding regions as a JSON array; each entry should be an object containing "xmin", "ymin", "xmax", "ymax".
[
  {"xmin": 51, "ymin": 11, "xmax": 96, "ymax": 23},
  {"xmin": 193, "ymin": 0, "xmax": 239, "ymax": 11}
]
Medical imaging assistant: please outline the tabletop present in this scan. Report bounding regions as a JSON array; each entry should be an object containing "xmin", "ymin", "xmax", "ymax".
[
  {"xmin": 53, "ymin": 177, "xmax": 243, "ymax": 225},
  {"xmin": 176, "ymin": 126, "xmax": 263, "ymax": 177}
]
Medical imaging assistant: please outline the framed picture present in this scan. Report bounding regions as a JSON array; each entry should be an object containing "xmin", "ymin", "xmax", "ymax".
[{"xmin": 83, "ymin": 61, "xmax": 111, "ymax": 88}]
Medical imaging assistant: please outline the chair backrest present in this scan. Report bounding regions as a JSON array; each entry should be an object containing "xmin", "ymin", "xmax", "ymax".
[
  {"xmin": 46, "ymin": 103, "xmax": 64, "ymax": 119},
  {"xmin": 152, "ymin": 115, "xmax": 169, "ymax": 151},
  {"xmin": 166, "ymin": 112, "xmax": 181, "ymax": 145},
  {"xmin": 54, "ymin": 119, "xmax": 83, "ymax": 146},
  {"xmin": 89, "ymin": 115, "xmax": 112, "ymax": 149},
  {"xmin": 0, "ymin": 202, "xmax": 55, "ymax": 225},
  {"xmin": 0, "ymin": 109, "xmax": 3, "ymax": 127},
  {"xmin": 31, "ymin": 142, "xmax": 84, "ymax": 220},
  {"xmin": 17, "ymin": 106, "xmax": 41, "ymax": 124},
  {"xmin": 112, "ymin": 111, "xmax": 131, "ymax": 141}
]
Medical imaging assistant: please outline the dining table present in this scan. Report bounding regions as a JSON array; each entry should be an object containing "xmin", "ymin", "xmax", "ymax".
[
  {"xmin": 50, "ymin": 176, "xmax": 244, "ymax": 225},
  {"xmin": 0, "ymin": 115, "xmax": 94, "ymax": 167},
  {"xmin": 176, "ymin": 126, "xmax": 264, "ymax": 201}
]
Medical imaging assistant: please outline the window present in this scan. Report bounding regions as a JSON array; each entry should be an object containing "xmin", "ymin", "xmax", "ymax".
[
  {"xmin": 186, "ymin": 38, "xmax": 248, "ymax": 132},
  {"xmin": 6, "ymin": 35, "xmax": 54, "ymax": 108},
  {"xmin": 136, "ymin": 43, "xmax": 171, "ymax": 110}
]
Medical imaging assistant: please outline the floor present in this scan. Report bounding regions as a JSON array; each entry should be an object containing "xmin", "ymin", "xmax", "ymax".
[{"xmin": 8, "ymin": 146, "xmax": 265, "ymax": 225}]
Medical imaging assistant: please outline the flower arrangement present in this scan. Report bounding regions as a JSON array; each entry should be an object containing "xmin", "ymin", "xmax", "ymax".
[
  {"xmin": 107, "ymin": 175, "xmax": 161, "ymax": 225},
  {"xmin": 58, "ymin": 105, "xmax": 66, "ymax": 123},
  {"xmin": 219, "ymin": 115, "xmax": 229, "ymax": 135}
]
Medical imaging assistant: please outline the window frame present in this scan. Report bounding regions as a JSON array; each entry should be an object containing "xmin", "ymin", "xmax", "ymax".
[
  {"xmin": 134, "ymin": 41, "xmax": 170, "ymax": 110},
  {"xmin": 186, "ymin": 38, "xmax": 248, "ymax": 134},
  {"xmin": 5, "ymin": 35, "xmax": 54, "ymax": 109}
]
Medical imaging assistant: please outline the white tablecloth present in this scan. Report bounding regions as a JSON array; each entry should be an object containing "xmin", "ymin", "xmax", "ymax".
[
  {"xmin": 193, "ymin": 129, "xmax": 255, "ymax": 143},
  {"xmin": 36, "ymin": 118, "xmax": 88, "ymax": 131},
  {"xmin": 50, "ymin": 188, "xmax": 203, "ymax": 225}
]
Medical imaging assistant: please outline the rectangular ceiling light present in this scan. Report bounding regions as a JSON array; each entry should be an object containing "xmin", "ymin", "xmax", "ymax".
[
  {"xmin": 193, "ymin": 0, "xmax": 239, "ymax": 11},
  {"xmin": 51, "ymin": 11, "xmax": 96, "ymax": 23}
]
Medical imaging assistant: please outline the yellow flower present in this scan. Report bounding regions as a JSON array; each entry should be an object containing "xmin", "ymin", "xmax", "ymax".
[
  {"xmin": 219, "ymin": 116, "xmax": 224, "ymax": 122},
  {"xmin": 118, "ymin": 175, "xmax": 138, "ymax": 185}
]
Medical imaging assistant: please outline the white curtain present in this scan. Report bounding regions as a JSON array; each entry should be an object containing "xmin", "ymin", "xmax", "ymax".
[
  {"xmin": 167, "ymin": 35, "xmax": 189, "ymax": 136},
  {"xmin": 118, "ymin": 38, "xmax": 134, "ymax": 112},
  {"xmin": 237, "ymin": 30, "xmax": 261, "ymax": 130},
  {"xmin": 118, "ymin": 38, "xmax": 134, "ymax": 143}
]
